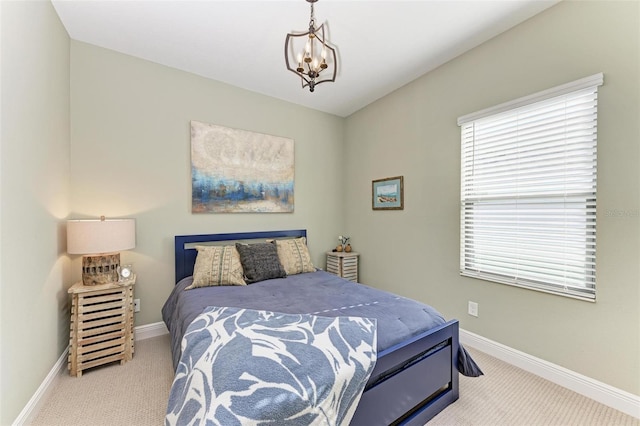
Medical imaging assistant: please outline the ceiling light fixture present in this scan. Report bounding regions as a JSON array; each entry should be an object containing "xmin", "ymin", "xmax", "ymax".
[{"xmin": 284, "ymin": 0, "xmax": 337, "ymax": 93}]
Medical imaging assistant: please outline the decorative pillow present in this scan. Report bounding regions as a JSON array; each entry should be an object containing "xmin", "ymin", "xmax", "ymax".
[
  {"xmin": 236, "ymin": 242, "xmax": 286, "ymax": 284},
  {"xmin": 185, "ymin": 245, "xmax": 246, "ymax": 289},
  {"xmin": 276, "ymin": 237, "xmax": 315, "ymax": 275}
]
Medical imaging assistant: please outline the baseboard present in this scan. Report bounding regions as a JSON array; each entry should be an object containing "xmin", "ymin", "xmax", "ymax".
[
  {"xmin": 12, "ymin": 345, "xmax": 69, "ymax": 425},
  {"xmin": 13, "ymin": 321, "xmax": 169, "ymax": 425},
  {"xmin": 135, "ymin": 321, "xmax": 169, "ymax": 340},
  {"xmin": 460, "ymin": 329, "xmax": 640, "ymax": 419}
]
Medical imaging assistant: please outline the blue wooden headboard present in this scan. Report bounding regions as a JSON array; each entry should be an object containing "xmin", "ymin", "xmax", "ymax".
[{"xmin": 174, "ymin": 229, "xmax": 307, "ymax": 283}]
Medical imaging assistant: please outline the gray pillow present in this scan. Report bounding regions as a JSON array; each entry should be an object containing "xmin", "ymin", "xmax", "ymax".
[{"xmin": 236, "ymin": 242, "xmax": 286, "ymax": 284}]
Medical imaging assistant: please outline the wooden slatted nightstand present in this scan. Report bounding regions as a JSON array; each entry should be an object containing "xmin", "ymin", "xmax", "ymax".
[
  {"xmin": 67, "ymin": 276, "xmax": 135, "ymax": 377},
  {"xmin": 326, "ymin": 252, "xmax": 359, "ymax": 282}
]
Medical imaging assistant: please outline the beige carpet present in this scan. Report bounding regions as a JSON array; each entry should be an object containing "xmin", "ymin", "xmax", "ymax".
[
  {"xmin": 30, "ymin": 334, "xmax": 638, "ymax": 426},
  {"xmin": 429, "ymin": 349, "xmax": 638, "ymax": 426},
  {"xmin": 31, "ymin": 335, "xmax": 173, "ymax": 426}
]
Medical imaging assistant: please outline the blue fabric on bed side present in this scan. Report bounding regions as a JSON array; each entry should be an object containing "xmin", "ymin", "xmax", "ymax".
[{"xmin": 458, "ymin": 344, "xmax": 483, "ymax": 377}]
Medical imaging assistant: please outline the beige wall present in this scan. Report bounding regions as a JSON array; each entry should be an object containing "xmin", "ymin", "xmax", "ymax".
[
  {"xmin": 344, "ymin": 0, "xmax": 639, "ymax": 395},
  {"xmin": 70, "ymin": 41, "xmax": 346, "ymax": 327},
  {"xmin": 0, "ymin": 1, "xmax": 71, "ymax": 424}
]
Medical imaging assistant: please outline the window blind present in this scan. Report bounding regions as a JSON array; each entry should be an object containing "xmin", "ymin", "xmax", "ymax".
[{"xmin": 459, "ymin": 74, "xmax": 602, "ymax": 300}]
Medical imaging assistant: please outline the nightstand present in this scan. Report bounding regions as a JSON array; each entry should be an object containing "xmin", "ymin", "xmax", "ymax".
[
  {"xmin": 326, "ymin": 251, "xmax": 359, "ymax": 282},
  {"xmin": 67, "ymin": 276, "xmax": 136, "ymax": 377}
]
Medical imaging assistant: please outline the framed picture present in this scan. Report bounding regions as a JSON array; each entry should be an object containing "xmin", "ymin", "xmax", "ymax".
[
  {"xmin": 190, "ymin": 121, "xmax": 294, "ymax": 213},
  {"xmin": 372, "ymin": 176, "xmax": 404, "ymax": 210}
]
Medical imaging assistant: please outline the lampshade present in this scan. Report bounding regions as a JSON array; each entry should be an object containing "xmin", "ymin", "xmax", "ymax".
[
  {"xmin": 67, "ymin": 218, "xmax": 135, "ymax": 254},
  {"xmin": 67, "ymin": 217, "xmax": 136, "ymax": 286}
]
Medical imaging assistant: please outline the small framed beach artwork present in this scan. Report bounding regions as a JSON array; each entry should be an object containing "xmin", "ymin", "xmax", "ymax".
[{"xmin": 372, "ymin": 176, "xmax": 404, "ymax": 210}]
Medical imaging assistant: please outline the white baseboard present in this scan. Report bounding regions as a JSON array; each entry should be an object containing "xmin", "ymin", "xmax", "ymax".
[
  {"xmin": 460, "ymin": 329, "xmax": 640, "ymax": 419},
  {"xmin": 135, "ymin": 321, "xmax": 169, "ymax": 340},
  {"xmin": 13, "ymin": 322, "xmax": 169, "ymax": 425},
  {"xmin": 12, "ymin": 345, "xmax": 69, "ymax": 425}
]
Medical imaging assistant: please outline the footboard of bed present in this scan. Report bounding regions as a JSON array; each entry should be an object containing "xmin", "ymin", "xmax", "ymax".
[{"xmin": 351, "ymin": 320, "xmax": 460, "ymax": 425}]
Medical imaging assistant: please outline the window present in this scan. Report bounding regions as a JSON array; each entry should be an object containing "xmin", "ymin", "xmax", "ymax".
[{"xmin": 458, "ymin": 74, "xmax": 603, "ymax": 301}]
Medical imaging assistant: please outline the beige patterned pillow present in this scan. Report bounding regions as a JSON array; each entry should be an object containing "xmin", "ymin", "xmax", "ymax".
[
  {"xmin": 186, "ymin": 245, "xmax": 246, "ymax": 289},
  {"xmin": 276, "ymin": 237, "xmax": 315, "ymax": 276}
]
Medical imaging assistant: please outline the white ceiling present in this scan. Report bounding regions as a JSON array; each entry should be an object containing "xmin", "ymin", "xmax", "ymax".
[{"xmin": 52, "ymin": 0, "xmax": 558, "ymax": 117}]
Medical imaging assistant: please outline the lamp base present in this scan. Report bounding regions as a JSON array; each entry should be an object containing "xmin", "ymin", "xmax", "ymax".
[{"xmin": 81, "ymin": 252, "xmax": 120, "ymax": 286}]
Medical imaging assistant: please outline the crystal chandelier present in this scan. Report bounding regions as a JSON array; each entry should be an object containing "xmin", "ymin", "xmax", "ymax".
[{"xmin": 284, "ymin": 0, "xmax": 337, "ymax": 92}]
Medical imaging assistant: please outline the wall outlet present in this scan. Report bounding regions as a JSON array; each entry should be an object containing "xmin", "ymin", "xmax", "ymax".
[
  {"xmin": 134, "ymin": 299, "xmax": 140, "ymax": 313},
  {"xmin": 468, "ymin": 301, "xmax": 478, "ymax": 317}
]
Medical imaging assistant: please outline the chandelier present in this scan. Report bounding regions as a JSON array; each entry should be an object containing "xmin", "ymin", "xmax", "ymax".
[{"xmin": 284, "ymin": 0, "xmax": 337, "ymax": 92}]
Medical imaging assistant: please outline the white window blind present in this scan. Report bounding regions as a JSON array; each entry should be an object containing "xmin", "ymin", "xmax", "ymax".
[{"xmin": 458, "ymin": 74, "xmax": 602, "ymax": 301}]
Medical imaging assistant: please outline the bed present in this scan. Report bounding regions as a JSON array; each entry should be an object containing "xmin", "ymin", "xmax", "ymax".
[{"xmin": 163, "ymin": 230, "xmax": 481, "ymax": 425}]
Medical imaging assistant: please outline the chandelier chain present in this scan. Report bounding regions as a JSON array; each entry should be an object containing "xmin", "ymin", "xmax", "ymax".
[{"xmin": 309, "ymin": 2, "xmax": 315, "ymax": 33}]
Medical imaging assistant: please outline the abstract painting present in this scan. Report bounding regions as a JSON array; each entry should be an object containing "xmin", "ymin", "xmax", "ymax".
[{"xmin": 191, "ymin": 121, "xmax": 294, "ymax": 213}]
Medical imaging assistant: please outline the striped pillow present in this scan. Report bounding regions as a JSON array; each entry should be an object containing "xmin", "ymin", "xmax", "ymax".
[
  {"xmin": 276, "ymin": 237, "xmax": 315, "ymax": 276},
  {"xmin": 186, "ymin": 245, "xmax": 246, "ymax": 289}
]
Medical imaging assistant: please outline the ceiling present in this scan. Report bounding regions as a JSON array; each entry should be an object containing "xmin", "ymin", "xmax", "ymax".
[{"xmin": 51, "ymin": 0, "xmax": 558, "ymax": 118}]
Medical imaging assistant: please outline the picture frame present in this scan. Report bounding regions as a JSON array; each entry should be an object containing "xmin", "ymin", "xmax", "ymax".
[{"xmin": 372, "ymin": 176, "xmax": 404, "ymax": 210}]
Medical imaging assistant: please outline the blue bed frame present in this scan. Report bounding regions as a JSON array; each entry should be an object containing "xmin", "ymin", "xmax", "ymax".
[{"xmin": 174, "ymin": 230, "xmax": 460, "ymax": 425}]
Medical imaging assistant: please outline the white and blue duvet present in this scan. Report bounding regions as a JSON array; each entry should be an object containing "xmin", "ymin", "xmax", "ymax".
[{"xmin": 165, "ymin": 306, "xmax": 377, "ymax": 426}]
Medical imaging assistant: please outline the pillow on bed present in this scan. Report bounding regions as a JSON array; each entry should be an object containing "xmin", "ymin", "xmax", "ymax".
[
  {"xmin": 276, "ymin": 237, "xmax": 315, "ymax": 275},
  {"xmin": 185, "ymin": 245, "xmax": 246, "ymax": 289},
  {"xmin": 236, "ymin": 242, "xmax": 286, "ymax": 284}
]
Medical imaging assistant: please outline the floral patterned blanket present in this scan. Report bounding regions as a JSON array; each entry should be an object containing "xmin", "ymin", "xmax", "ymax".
[{"xmin": 165, "ymin": 306, "xmax": 377, "ymax": 426}]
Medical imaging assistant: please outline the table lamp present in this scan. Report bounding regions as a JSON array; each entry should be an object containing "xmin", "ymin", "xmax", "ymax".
[{"xmin": 67, "ymin": 216, "xmax": 136, "ymax": 286}]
